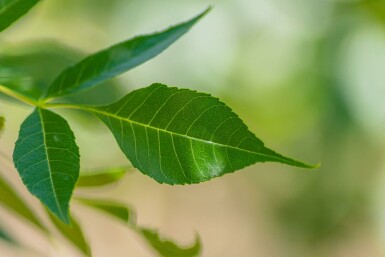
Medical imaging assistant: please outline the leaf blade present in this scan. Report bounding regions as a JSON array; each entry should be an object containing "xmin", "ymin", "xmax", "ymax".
[
  {"xmin": 76, "ymin": 166, "xmax": 132, "ymax": 188},
  {"xmin": 47, "ymin": 211, "xmax": 91, "ymax": 257},
  {"xmin": 0, "ymin": 0, "xmax": 40, "ymax": 32},
  {"xmin": 44, "ymin": 7, "xmax": 211, "ymax": 100},
  {"xmin": 80, "ymin": 83, "xmax": 315, "ymax": 185},
  {"xmin": 13, "ymin": 108, "xmax": 80, "ymax": 223}
]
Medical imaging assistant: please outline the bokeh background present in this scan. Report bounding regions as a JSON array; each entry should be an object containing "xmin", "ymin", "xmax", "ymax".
[{"xmin": 1, "ymin": 0, "xmax": 385, "ymax": 256}]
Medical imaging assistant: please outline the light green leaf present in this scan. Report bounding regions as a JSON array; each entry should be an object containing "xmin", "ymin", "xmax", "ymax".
[
  {"xmin": 47, "ymin": 211, "xmax": 91, "ymax": 257},
  {"xmin": 79, "ymin": 83, "xmax": 316, "ymax": 185},
  {"xmin": 141, "ymin": 228, "xmax": 201, "ymax": 257},
  {"xmin": 13, "ymin": 108, "xmax": 80, "ymax": 224},
  {"xmin": 77, "ymin": 166, "xmax": 132, "ymax": 188},
  {"xmin": 0, "ymin": 0, "xmax": 40, "ymax": 32},
  {"xmin": 76, "ymin": 198, "xmax": 134, "ymax": 224},
  {"xmin": 0, "ymin": 172, "xmax": 46, "ymax": 232},
  {"xmin": 43, "ymin": 7, "xmax": 211, "ymax": 100}
]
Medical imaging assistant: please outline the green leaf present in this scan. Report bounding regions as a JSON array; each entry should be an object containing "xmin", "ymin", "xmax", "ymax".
[
  {"xmin": 47, "ymin": 211, "xmax": 91, "ymax": 257},
  {"xmin": 43, "ymin": 7, "xmax": 211, "ymax": 100},
  {"xmin": 0, "ymin": 116, "xmax": 4, "ymax": 132},
  {"xmin": 76, "ymin": 198, "xmax": 134, "ymax": 224},
  {"xmin": 141, "ymin": 228, "xmax": 201, "ymax": 257},
  {"xmin": 0, "ymin": 172, "xmax": 46, "ymax": 232},
  {"xmin": 77, "ymin": 166, "xmax": 131, "ymax": 188},
  {"xmin": 13, "ymin": 108, "xmax": 80, "ymax": 224},
  {"xmin": 0, "ymin": 0, "xmax": 40, "ymax": 32},
  {"xmin": 81, "ymin": 83, "xmax": 316, "ymax": 185},
  {"xmin": 0, "ymin": 225, "xmax": 17, "ymax": 245}
]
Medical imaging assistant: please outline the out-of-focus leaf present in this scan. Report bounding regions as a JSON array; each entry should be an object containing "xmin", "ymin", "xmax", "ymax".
[
  {"xmin": 43, "ymin": 7, "xmax": 211, "ymax": 99},
  {"xmin": 47, "ymin": 211, "xmax": 91, "ymax": 257},
  {"xmin": 0, "ymin": 116, "xmax": 4, "ymax": 132},
  {"xmin": 13, "ymin": 108, "xmax": 80, "ymax": 224},
  {"xmin": 77, "ymin": 166, "xmax": 132, "ymax": 188},
  {"xmin": 76, "ymin": 198, "xmax": 134, "ymax": 224},
  {"xmin": 0, "ymin": 224, "xmax": 17, "ymax": 245},
  {"xmin": 78, "ymin": 83, "xmax": 315, "ymax": 185},
  {"xmin": 0, "ymin": 0, "xmax": 40, "ymax": 32},
  {"xmin": 141, "ymin": 228, "xmax": 201, "ymax": 257},
  {"xmin": 0, "ymin": 173, "xmax": 46, "ymax": 232},
  {"xmin": 0, "ymin": 41, "xmax": 124, "ymax": 103}
]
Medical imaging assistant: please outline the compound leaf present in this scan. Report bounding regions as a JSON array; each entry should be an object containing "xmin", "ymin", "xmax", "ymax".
[
  {"xmin": 81, "ymin": 83, "xmax": 316, "ymax": 185},
  {"xmin": 77, "ymin": 166, "xmax": 132, "ymax": 188},
  {"xmin": 141, "ymin": 228, "xmax": 201, "ymax": 257},
  {"xmin": 13, "ymin": 108, "xmax": 80, "ymax": 224},
  {"xmin": 44, "ymin": 7, "xmax": 211, "ymax": 100},
  {"xmin": 0, "ymin": 173, "xmax": 46, "ymax": 231},
  {"xmin": 47, "ymin": 211, "xmax": 91, "ymax": 257},
  {"xmin": 0, "ymin": 0, "xmax": 40, "ymax": 32}
]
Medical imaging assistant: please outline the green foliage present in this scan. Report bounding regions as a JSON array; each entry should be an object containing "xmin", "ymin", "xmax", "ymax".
[
  {"xmin": 77, "ymin": 166, "xmax": 132, "ymax": 188},
  {"xmin": 48, "ymin": 211, "xmax": 91, "ymax": 257},
  {"xmin": 0, "ymin": 116, "xmax": 4, "ymax": 131},
  {"xmin": 13, "ymin": 108, "xmax": 80, "ymax": 224},
  {"xmin": 0, "ymin": 0, "xmax": 40, "ymax": 32},
  {"xmin": 0, "ymin": 1, "xmax": 317, "ymax": 256},
  {"xmin": 89, "ymin": 83, "xmax": 314, "ymax": 184},
  {"xmin": 43, "ymin": 7, "xmax": 211, "ymax": 100}
]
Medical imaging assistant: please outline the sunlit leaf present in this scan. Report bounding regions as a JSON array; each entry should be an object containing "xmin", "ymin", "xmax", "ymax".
[
  {"xmin": 13, "ymin": 108, "xmax": 80, "ymax": 224},
  {"xmin": 43, "ymin": 7, "xmax": 211, "ymax": 100},
  {"xmin": 141, "ymin": 228, "xmax": 201, "ymax": 257},
  {"xmin": 77, "ymin": 166, "xmax": 132, "ymax": 188},
  {"xmin": 47, "ymin": 211, "xmax": 91, "ymax": 257},
  {"xmin": 0, "ymin": 172, "xmax": 46, "ymax": 231},
  {"xmin": 0, "ymin": 0, "xmax": 40, "ymax": 32},
  {"xmin": 78, "ymin": 83, "xmax": 315, "ymax": 185},
  {"xmin": 76, "ymin": 198, "xmax": 134, "ymax": 224}
]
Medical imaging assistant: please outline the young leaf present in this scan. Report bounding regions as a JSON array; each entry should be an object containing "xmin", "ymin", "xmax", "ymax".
[
  {"xmin": 76, "ymin": 198, "xmax": 134, "ymax": 224},
  {"xmin": 77, "ymin": 166, "xmax": 132, "ymax": 188},
  {"xmin": 79, "ymin": 83, "xmax": 316, "ymax": 185},
  {"xmin": 0, "ymin": 173, "xmax": 46, "ymax": 232},
  {"xmin": 0, "ymin": 0, "xmax": 40, "ymax": 32},
  {"xmin": 47, "ymin": 211, "xmax": 91, "ymax": 257},
  {"xmin": 43, "ymin": 7, "xmax": 211, "ymax": 100},
  {"xmin": 141, "ymin": 228, "xmax": 201, "ymax": 257},
  {"xmin": 13, "ymin": 108, "xmax": 80, "ymax": 224}
]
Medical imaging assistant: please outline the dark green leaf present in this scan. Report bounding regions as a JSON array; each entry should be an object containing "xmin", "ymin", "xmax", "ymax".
[
  {"xmin": 77, "ymin": 166, "xmax": 131, "ymax": 188},
  {"xmin": 13, "ymin": 108, "xmax": 80, "ymax": 224},
  {"xmin": 81, "ymin": 83, "xmax": 316, "ymax": 185},
  {"xmin": 47, "ymin": 211, "xmax": 91, "ymax": 257},
  {"xmin": 0, "ymin": 0, "xmax": 40, "ymax": 32},
  {"xmin": 141, "ymin": 228, "xmax": 201, "ymax": 257},
  {"xmin": 43, "ymin": 7, "xmax": 211, "ymax": 100},
  {"xmin": 0, "ymin": 172, "xmax": 46, "ymax": 231},
  {"xmin": 76, "ymin": 198, "xmax": 134, "ymax": 224}
]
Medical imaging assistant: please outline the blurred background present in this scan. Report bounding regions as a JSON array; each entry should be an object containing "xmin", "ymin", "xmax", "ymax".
[{"xmin": 1, "ymin": 0, "xmax": 385, "ymax": 256}]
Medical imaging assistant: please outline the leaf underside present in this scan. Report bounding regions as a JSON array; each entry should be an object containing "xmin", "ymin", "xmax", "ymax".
[
  {"xmin": 86, "ymin": 83, "xmax": 314, "ymax": 185},
  {"xmin": 0, "ymin": 0, "xmax": 40, "ymax": 32},
  {"xmin": 44, "ymin": 7, "xmax": 211, "ymax": 99},
  {"xmin": 13, "ymin": 108, "xmax": 80, "ymax": 223}
]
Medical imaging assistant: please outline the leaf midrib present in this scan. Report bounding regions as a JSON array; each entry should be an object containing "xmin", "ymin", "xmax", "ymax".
[
  {"xmin": 83, "ymin": 107, "xmax": 301, "ymax": 166},
  {"xmin": 38, "ymin": 108, "xmax": 64, "ymax": 219}
]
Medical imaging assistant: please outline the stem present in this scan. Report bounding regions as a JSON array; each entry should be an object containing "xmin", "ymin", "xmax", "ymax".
[{"xmin": 0, "ymin": 84, "xmax": 39, "ymax": 107}]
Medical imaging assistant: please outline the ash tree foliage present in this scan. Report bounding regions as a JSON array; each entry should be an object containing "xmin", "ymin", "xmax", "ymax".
[{"xmin": 0, "ymin": 0, "xmax": 317, "ymax": 256}]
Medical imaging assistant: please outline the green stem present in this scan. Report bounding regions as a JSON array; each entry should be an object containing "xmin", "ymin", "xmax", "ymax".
[{"xmin": 0, "ymin": 84, "xmax": 39, "ymax": 107}]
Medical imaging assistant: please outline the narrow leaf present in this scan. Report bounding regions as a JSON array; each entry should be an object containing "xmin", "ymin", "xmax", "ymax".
[
  {"xmin": 141, "ymin": 228, "xmax": 201, "ymax": 257},
  {"xmin": 0, "ymin": 0, "xmax": 40, "ymax": 32},
  {"xmin": 0, "ymin": 116, "xmax": 4, "ymax": 132},
  {"xmin": 43, "ymin": 7, "xmax": 211, "ymax": 99},
  {"xmin": 76, "ymin": 198, "xmax": 133, "ymax": 224},
  {"xmin": 0, "ymin": 225, "xmax": 17, "ymax": 245},
  {"xmin": 0, "ymin": 172, "xmax": 46, "ymax": 231},
  {"xmin": 13, "ymin": 108, "xmax": 80, "ymax": 223},
  {"xmin": 47, "ymin": 211, "xmax": 91, "ymax": 257},
  {"xmin": 77, "ymin": 166, "xmax": 131, "ymax": 188},
  {"xmin": 82, "ymin": 83, "xmax": 316, "ymax": 185}
]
